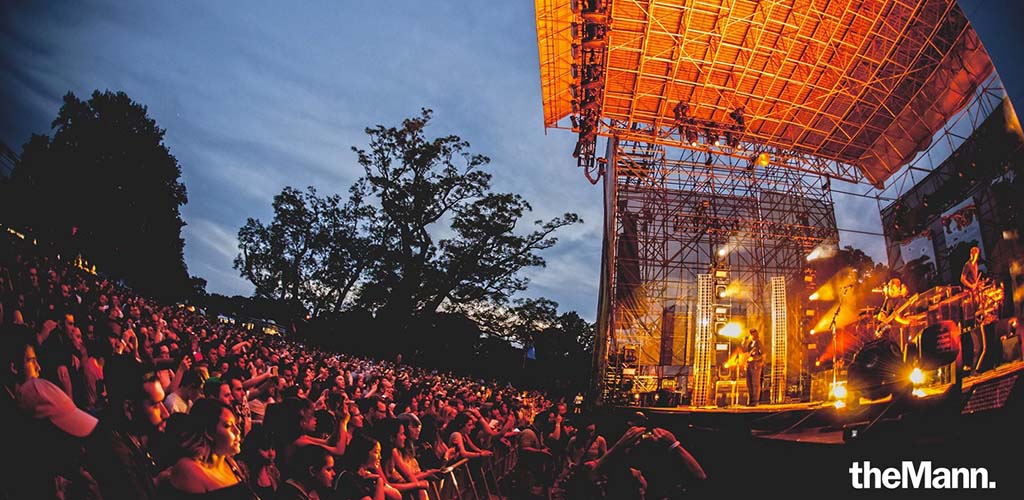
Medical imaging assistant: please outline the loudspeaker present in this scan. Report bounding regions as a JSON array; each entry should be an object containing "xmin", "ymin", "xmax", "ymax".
[
  {"xmin": 848, "ymin": 338, "xmax": 907, "ymax": 400},
  {"xmin": 918, "ymin": 320, "xmax": 960, "ymax": 369},
  {"xmin": 1002, "ymin": 335, "xmax": 1021, "ymax": 362}
]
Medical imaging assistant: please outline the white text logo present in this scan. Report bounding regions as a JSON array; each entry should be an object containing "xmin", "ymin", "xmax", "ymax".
[{"xmin": 849, "ymin": 461, "xmax": 996, "ymax": 490}]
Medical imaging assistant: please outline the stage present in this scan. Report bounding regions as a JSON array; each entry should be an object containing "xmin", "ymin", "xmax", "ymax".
[{"xmin": 610, "ymin": 358, "xmax": 1024, "ymax": 447}]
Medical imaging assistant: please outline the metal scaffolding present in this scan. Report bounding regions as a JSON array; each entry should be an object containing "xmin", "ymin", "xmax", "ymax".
[
  {"xmin": 601, "ymin": 136, "xmax": 836, "ymax": 404},
  {"xmin": 536, "ymin": 0, "xmax": 1002, "ymax": 406}
]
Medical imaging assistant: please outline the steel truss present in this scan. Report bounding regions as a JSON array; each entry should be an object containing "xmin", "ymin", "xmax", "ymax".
[{"xmin": 598, "ymin": 137, "xmax": 837, "ymax": 404}]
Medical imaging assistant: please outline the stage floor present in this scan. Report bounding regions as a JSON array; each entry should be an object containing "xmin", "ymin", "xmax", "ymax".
[{"xmin": 616, "ymin": 358, "xmax": 1024, "ymax": 445}]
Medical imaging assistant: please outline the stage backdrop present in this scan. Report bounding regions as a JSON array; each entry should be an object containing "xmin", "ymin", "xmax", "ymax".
[{"xmin": 941, "ymin": 197, "xmax": 988, "ymax": 275}]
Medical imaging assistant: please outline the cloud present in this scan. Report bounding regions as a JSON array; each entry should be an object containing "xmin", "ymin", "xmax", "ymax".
[{"xmin": 2, "ymin": 0, "xmax": 960, "ymax": 320}]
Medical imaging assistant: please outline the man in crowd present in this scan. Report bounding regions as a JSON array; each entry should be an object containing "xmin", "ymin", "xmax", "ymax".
[{"xmin": 84, "ymin": 359, "xmax": 170, "ymax": 500}]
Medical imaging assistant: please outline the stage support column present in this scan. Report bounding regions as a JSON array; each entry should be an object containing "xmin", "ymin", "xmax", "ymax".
[
  {"xmin": 693, "ymin": 274, "xmax": 714, "ymax": 406},
  {"xmin": 770, "ymin": 276, "xmax": 788, "ymax": 403}
]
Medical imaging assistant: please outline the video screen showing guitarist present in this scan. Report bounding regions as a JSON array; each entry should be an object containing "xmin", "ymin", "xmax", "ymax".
[{"xmin": 960, "ymin": 246, "xmax": 986, "ymax": 373}]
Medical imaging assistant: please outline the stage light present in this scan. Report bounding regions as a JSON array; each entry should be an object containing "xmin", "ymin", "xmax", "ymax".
[
  {"xmin": 718, "ymin": 322, "xmax": 742, "ymax": 338},
  {"xmin": 809, "ymin": 292, "xmax": 820, "ymax": 301},
  {"xmin": 830, "ymin": 382, "xmax": 847, "ymax": 400},
  {"xmin": 909, "ymin": 367, "xmax": 924, "ymax": 385},
  {"xmin": 685, "ymin": 129, "xmax": 699, "ymax": 147},
  {"xmin": 834, "ymin": 399, "xmax": 846, "ymax": 409},
  {"xmin": 716, "ymin": 284, "xmax": 728, "ymax": 299},
  {"xmin": 756, "ymin": 152, "xmax": 770, "ymax": 167},
  {"xmin": 717, "ymin": 248, "xmax": 727, "ymax": 257},
  {"xmin": 705, "ymin": 127, "xmax": 720, "ymax": 147},
  {"xmin": 725, "ymin": 126, "xmax": 741, "ymax": 148}
]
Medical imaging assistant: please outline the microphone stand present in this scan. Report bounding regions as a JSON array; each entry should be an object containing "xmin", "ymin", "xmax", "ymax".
[{"xmin": 830, "ymin": 285, "xmax": 852, "ymax": 389}]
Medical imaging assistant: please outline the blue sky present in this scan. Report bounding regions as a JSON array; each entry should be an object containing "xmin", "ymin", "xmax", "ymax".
[{"xmin": 2, "ymin": 1, "xmax": 1021, "ymax": 321}]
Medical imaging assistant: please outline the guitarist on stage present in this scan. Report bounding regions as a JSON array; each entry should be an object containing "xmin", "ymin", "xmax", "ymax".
[
  {"xmin": 961, "ymin": 246, "xmax": 987, "ymax": 373},
  {"xmin": 875, "ymin": 278, "xmax": 914, "ymax": 348}
]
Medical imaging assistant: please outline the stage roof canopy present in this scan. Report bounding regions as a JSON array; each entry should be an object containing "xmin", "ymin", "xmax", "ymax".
[{"xmin": 536, "ymin": 0, "xmax": 996, "ymax": 187}]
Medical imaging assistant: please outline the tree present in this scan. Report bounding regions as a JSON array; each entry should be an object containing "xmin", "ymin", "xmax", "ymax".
[
  {"xmin": 353, "ymin": 109, "xmax": 581, "ymax": 326},
  {"xmin": 482, "ymin": 297, "xmax": 560, "ymax": 348},
  {"xmin": 235, "ymin": 186, "xmax": 373, "ymax": 317},
  {"xmin": 2, "ymin": 90, "xmax": 190, "ymax": 298}
]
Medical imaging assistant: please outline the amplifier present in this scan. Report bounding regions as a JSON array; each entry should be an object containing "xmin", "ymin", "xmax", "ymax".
[
  {"xmin": 928, "ymin": 297, "xmax": 965, "ymax": 324},
  {"xmin": 714, "ymin": 380, "xmax": 748, "ymax": 407}
]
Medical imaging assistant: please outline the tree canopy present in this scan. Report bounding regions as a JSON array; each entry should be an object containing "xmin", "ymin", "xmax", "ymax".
[
  {"xmin": 2, "ymin": 90, "xmax": 192, "ymax": 299},
  {"xmin": 236, "ymin": 109, "xmax": 581, "ymax": 326},
  {"xmin": 235, "ymin": 186, "xmax": 373, "ymax": 317},
  {"xmin": 353, "ymin": 109, "xmax": 581, "ymax": 324}
]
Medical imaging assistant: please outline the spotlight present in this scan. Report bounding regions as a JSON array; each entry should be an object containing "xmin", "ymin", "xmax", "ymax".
[
  {"xmin": 830, "ymin": 382, "xmax": 847, "ymax": 400},
  {"xmin": 756, "ymin": 152, "xmax": 770, "ymax": 167},
  {"xmin": 717, "ymin": 322, "xmax": 742, "ymax": 338},
  {"xmin": 685, "ymin": 128, "xmax": 699, "ymax": 146},
  {"xmin": 909, "ymin": 367, "xmax": 924, "ymax": 385},
  {"xmin": 715, "ymin": 283, "xmax": 728, "ymax": 299},
  {"xmin": 705, "ymin": 127, "xmax": 717, "ymax": 147},
  {"xmin": 725, "ymin": 130, "xmax": 739, "ymax": 148}
]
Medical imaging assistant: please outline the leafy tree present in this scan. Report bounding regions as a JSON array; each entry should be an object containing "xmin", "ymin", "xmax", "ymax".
[
  {"xmin": 353, "ymin": 109, "xmax": 581, "ymax": 325},
  {"xmin": 235, "ymin": 186, "xmax": 372, "ymax": 317},
  {"xmin": 475, "ymin": 297, "xmax": 559, "ymax": 348},
  {"xmin": 2, "ymin": 90, "xmax": 190, "ymax": 298}
]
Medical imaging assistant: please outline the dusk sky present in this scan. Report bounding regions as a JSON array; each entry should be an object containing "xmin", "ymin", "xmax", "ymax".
[{"xmin": 3, "ymin": 1, "xmax": 1022, "ymax": 321}]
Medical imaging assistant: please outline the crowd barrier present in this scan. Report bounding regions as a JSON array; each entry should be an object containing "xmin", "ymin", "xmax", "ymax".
[{"xmin": 427, "ymin": 439, "xmax": 521, "ymax": 500}]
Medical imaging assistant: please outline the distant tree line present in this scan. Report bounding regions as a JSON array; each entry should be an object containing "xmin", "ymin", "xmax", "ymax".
[{"xmin": 1, "ymin": 93, "xmax": 594, "ymax": 392}]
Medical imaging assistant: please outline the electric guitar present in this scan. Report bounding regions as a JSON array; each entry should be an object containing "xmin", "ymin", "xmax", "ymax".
[{"xmin": 874, "ymin": 293, "xmax": 920, "ymax": 337}]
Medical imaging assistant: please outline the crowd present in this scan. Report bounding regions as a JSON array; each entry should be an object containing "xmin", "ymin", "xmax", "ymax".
[{"xmin": 0, "ymin": 235, "xmax": 706, "ymax": 500}]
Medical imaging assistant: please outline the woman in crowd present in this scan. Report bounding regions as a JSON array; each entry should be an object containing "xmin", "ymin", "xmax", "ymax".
[
  {"xmin": 413, "ymin": 413, "xmax": 450, "ymax": 471},
  {"xmin": 165, "ymin": 398, "xmax": 256, "ymax": 499},
  {"xmin": 394, "ymin": 413, "xmax": 441, "ymax": 486},
  {"xmin": 237, "ymin": 426, "xmax": 280, "ymax": 500},
  {"xmin": 334, "ymin": 434, "xmax": 390, "ymax": 500},
  {"xmin": 442, "ymin": 412, "xmax": 492, "ymax": 461},
  {"xmin": 276, "ymin": 397, "xmax": 348, "ymax": 478},
  {"xmin": 373, "ymin": 418, "xmax": 431, "ymax": 500}
]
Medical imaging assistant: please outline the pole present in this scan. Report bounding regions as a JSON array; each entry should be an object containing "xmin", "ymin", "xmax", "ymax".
[{"xmin": 830, "ymin": 285, "xmax": 852, "ymax": 387}]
